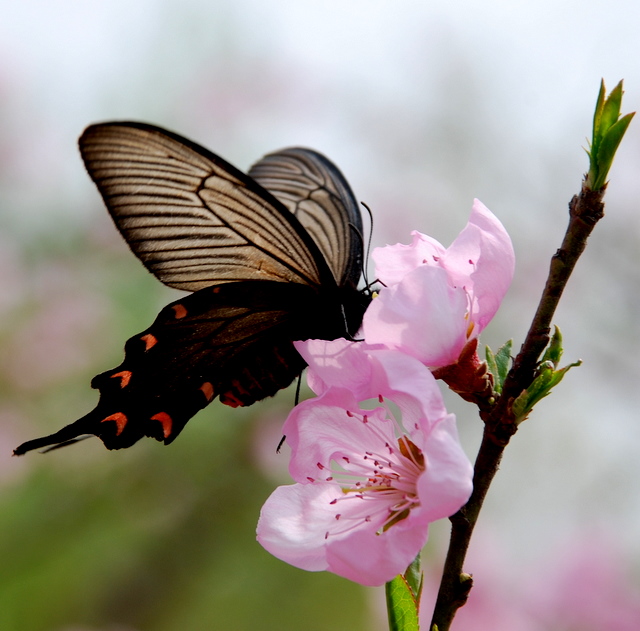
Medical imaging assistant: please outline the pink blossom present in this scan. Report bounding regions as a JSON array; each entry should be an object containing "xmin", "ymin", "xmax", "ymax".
[
  {"xmin": 418, "ymin": 532, "xmax": 640, "ymax": 630},
  {"xmin": 363, "ymin": 199, "xmax": 514, "ymax": 367},
  {"xmin": 257, "ymin": 342, "xmax": 473, "ymax": 586},
  {"xmin": 524, "ymin": 534, "xmax": 640, "ymax": 631},
  {"xmin": 295, "ymin": 338, "xmax": 450, "ymax": 417}
]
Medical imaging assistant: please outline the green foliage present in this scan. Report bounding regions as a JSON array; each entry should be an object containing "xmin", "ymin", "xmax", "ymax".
[
  {"xmin": 386, "ymin": 555, "xmax": 422, "ymax": 631},
  {"xmin": 1, "ymin": 223, "xmax": 371, "ymax": 631},
  {"xmin": 511, "ymin": 326, "xmax": 581, "ymax": 424},
  {"xmin": 485, "ymin": 340, "xmax": 512, "ymax": 394},
  {"xmin": 586, "ymin": 79, "xmax": 635, "ymax": 191}
]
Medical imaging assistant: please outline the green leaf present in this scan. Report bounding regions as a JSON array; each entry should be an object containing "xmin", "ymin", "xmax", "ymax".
[
  {"xmin": 592, "ymin": 79, "xmax": 606, "ymax": 147},
  {"xmin": 593, "ymin": 112, "xmax": 635, "ymax": 189},
  {"xmin": 386, "ymin": 575, "xmax": 420, "ymax": 631},
  {"xmin": 485, "ymin": 346, "xmax": 498, "ymax": 386},
  {"xmin": 386, "ymin": 556, "xmax": 423, "ymax": 631},
  {"xmin": 495, "ymin": 341, "xmax": 513, "ymax": 388},
  {"xmin": 541, "ymin": 326, "xmax": 563, "ymax": 366},
  {"xmin": 599, "ymin": 81, "xmax": 623, "ymax": 135},
  {"xmin": 485, "ymin": 340, "xmax": 512, "ymax": 394},
  {"xmin": 404, "ymin": 554, "xmax": 423, "ymax": 603},
  {"xmin": 587, "ymin": 79, "xmax": 635, "ymax": 191},
  {"xmin": 511, "ymin": 324, "xmax": 584, "ymax": 423},
  {"xmin": 512, "ymin": 357, "xmax": 582, "ymax": 424}
]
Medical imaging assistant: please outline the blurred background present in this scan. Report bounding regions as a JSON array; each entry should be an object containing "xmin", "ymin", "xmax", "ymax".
[{"xmin": 1, "ymin": 1, "xmax": 639, "ymax": 629}]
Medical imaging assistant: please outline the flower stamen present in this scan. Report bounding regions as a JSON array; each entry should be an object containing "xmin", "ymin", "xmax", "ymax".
[{"xmin": 319, "ymin": 408, "xmax": 426, "ymax": 537}]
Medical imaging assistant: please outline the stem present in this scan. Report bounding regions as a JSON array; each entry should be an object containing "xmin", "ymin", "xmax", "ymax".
[
  {"xmin": 499, "ymin": 184, "xmax": 605, "ymax": 404},
  {"xmin": 430, "ymin": 183, "xmax": 606, "ymax": 630}
]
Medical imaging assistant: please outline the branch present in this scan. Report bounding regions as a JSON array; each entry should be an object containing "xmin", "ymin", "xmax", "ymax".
[
  {"xmin": 430, "ymin": 183, "xmax": 606, "ymax": 631},
  {"xmin": 426, "ymin": 79, "xmax": 633, "ymax": 631}
]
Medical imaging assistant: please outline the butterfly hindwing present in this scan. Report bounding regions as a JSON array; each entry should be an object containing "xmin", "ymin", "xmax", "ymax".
[
  {"xmin": 248, "ymin": 148, "xmax": 363, "ymax": 287},
  {"xmin": 14, "ymin": 281, "xmax": 356, "ymax": 453}
]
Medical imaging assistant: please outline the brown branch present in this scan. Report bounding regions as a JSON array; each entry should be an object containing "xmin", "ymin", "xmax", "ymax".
[
  {"xmin": 430, "ymin": 182, "xmax": 606, "ymax": 631},
  {"xmin": 497, "ymin": 184, "xmax": 605, "ymax": 408}
]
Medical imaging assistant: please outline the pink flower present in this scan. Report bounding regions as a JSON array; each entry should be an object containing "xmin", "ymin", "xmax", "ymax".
[
  {"xmin": 257, "ymin": 341, "xmax": 473, "ymax": 586},
  {"xmin": 363, "ymin": 199, "xmax": 514, "ymax": 367},
  {"xmin": 417, "ymin": 531, "xmax": 640, "ymax": 630},
  {"xmin": 524, "ymin": 534, "xmax": 640, "ymax": 631}
]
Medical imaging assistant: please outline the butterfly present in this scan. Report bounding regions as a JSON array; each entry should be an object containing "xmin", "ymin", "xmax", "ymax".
[{"xmin": 14, "ymin": 122, "xmax": 370, "ymax": 455}]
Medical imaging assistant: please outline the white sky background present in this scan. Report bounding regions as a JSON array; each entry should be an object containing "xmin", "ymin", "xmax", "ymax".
[{"xmin": 1, "ymin": 0, "xmax": 640, "ymax": 600}]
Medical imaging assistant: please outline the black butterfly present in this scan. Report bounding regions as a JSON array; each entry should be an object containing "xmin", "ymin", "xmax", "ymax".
[{"xmin": 14, "ymin": 122, "xmax": 370, "ymax": 455}]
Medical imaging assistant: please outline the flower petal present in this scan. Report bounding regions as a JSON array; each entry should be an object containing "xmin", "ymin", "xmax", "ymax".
[
  {"xmin": 367, "ymin": 349, "xmax": 450, "ymax": 431},
  {"xmin": 257, "ymin": 483, "xmax": 338, "ymax": 572},
  {"xmin": 373, "ymin": 231, "xmax": 446, "ymax": 286},
  {"xmin": 416, "ymin": 414, "xmax": 473, "ymax": 522},
  {"xmin": 325, "ymin": 515, "xmax": 431, "ymax": 586},
  {"xmin": 257, "ymin": 479, "xmax": 432, "ymax": 586},
  {"xmin": 283, "ymin": 394, "xmax": 394, "ymax": 482},
  {"xmin": 363, "ymin": 265, "xmax": 469, "ymax": 366},
  {"xmin": 297, "ymin": 341, "xmax": 452, "ymax": 434},
  {"xmin": 294, "ymin": 339, "xmax": 374, "ymax": 399},
  {"xmin": 443, "ymin": 199, "xmax": 515, "ymax": 332}
]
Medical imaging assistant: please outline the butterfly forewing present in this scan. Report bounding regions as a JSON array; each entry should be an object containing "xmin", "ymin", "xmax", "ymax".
[
  {"xmin": 248, "ymin": 148, "xmax": 363, "ymax": 288},
  {"xmin": 79, "ymin": 123, "xmax": 330, "ymax": 291}
]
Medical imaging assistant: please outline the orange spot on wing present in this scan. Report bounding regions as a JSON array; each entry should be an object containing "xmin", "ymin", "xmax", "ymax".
[
  {"xmin": 272, "ymin": 349, "xmax": 290, "ymax": 370},
  {"xmin": 231, "ymin": 379, "xmax": 250, "ymax": 396},
  {"xmin": 140, "ymin": 334, "xmax": 157, "ymax": 350},
  {"xmin": 200, "ymin": 382, "xmax": 215, "ymax": 401},
  {"xmin": 220, "ymin": 392, "xmax": 242, "ymax": 408},
  {"xmin": 111, "ymin": 370, "xmax": 132, "ymax": 388},
  {"xmin": 101, "ymin": 412, "xmax": 128, "ymax": 435},
  {"xmin": 212, "ymin": 286, "xmax": 221, "ymax": 294},
  {"xmin": 220, "ymin": 380, "xmax": 253, "ymax": 408},
  {"xmin": 172, "ymin": 304, "xmax": 188, "ymax": 319},
  {"xmin": 151, "ymin": 412, "xmax": 173, "ymax": 438}
]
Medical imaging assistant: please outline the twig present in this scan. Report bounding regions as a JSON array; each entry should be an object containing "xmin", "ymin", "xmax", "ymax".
[{"xmin": 430, "ymin": 183, "xmax": 606, "ymax": 631}]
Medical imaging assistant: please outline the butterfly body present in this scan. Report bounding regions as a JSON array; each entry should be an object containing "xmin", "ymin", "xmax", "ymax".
[{"xmin": 14, "ymin": 123, "xmax": 370, "ymax": 454}]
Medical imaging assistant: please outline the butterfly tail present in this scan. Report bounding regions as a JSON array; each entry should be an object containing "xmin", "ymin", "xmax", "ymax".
[{"xmin": 13, "ymin": 412, "xmax": 102, "ymax": 456}]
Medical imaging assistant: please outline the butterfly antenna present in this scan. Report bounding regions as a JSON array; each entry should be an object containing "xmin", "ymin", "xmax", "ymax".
[
  {"xmin": 340, "ymin": 303, "xmax": 364, "ymax": 342},
  {"xmin": 277, "ymin": 372, "xmax": 304, "ymax": 453},
  {"xmin": 358, "ymin": 201, "xmax": 386, "ymax": 295},
  {"xmin": 359, "ymin": 201, "xmax": 375, "ymax": 296},
  {"xmin": 347, "ymin": 219, "xmax": 366, "ymax": 282}
]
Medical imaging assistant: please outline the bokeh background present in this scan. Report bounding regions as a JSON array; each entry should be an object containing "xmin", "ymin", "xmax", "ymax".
[{"xmin": 1, "ymin": 1, "xmax": 640, "ymax": 630}]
